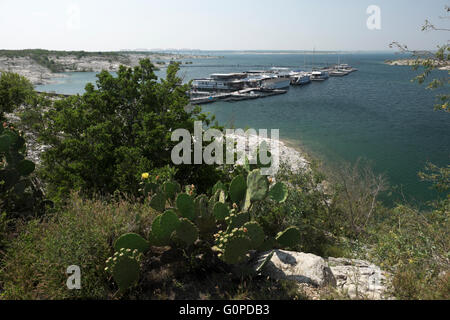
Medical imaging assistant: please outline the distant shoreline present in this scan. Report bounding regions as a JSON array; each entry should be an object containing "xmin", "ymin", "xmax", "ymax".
[
  {"xmin": 385, "ymin": 58, "xmax": 450, "ymax": 71},
  {"xmin": 0, "ymin": 50, "xmax": 220, "ymax": 85}
]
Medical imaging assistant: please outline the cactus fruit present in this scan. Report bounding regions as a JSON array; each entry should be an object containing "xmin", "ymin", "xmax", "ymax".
[
  {"xmin": 113, "ymin": 233, "xmax": 149, "ymax": 253},
  {"xmin": 243, "ymin": 221, "xmax": 265, "ymax": 249},
  {"xmin": 174, "ymin": 218, "xmax": 199, "ymax": 246},
  {"xmin": 229, "ymin": 175, "xmax": 246, "ymax": 203},
  {"xmin": 106, "ymin": 248, "xmax": 141, "ymax": 292},
  {"xmin": 276, "ymin": 226, "xmax": 301, "ymax": 248},
  {"xmin": 213, "ymin": 202, "xmax": 230, "ymax": 221},
  {"xmin": 176, "ymin": 193, "xmax": 196, "ymax": 221},
  {"xmin": 150, "ymin": 192, "xmax": 166, "ymax": 212},
  {"xmin": 268, "ymin": 182, "xmax": 288, "ymax": 203},
  {"xmin": 246, "ymin": 169, "xmax": 269, "ymax": 202}
]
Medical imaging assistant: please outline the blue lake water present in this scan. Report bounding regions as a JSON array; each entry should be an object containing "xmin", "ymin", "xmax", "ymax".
[{"xmin": 36, "ymin": 52, "xmax": 450, "ymax": 205}]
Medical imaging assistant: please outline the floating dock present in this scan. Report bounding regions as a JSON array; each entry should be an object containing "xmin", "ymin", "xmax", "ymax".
[{"xmin": 190, "ymin": 88, "xmax": 287, "ymax": 105}]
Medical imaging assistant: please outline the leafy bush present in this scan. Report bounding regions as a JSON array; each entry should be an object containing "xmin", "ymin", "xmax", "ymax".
[
  {"xmin": 38, "ymin": 59, "xmax": 221, "ymax": 200},
  {"xmin": 0, "ymin": 72, "xmax": 34, "ymax": 120}
]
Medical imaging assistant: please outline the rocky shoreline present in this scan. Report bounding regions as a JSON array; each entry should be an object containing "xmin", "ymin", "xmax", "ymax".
[
  {"xmin": 0, "ymin": 52, "xmax": 219, "ymax": 85},
  {"xmin": 385, "ymin": 58, "xmax": 450, "ymax": 70}
]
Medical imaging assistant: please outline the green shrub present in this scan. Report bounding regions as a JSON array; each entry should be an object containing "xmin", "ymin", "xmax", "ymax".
[
  {"xmin": 0, "ymin": 193, "xmax": 157, "ymax": 299},
  {"xmin": 0, "ymin": 72, "xmax": 34, "ymax": 119},
  {"xmin": 38, "ymin": 59, "xmax": 222, "ymax": 200}
]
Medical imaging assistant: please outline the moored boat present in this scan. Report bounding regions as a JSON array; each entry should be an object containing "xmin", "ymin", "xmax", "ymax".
[
  {"xmin": 290, "ymin": 71, "xmax": 311, "ymax": 85},
  {"xmin": 310, "ymin": 71, "xmax": 329, "ymax": 81}
]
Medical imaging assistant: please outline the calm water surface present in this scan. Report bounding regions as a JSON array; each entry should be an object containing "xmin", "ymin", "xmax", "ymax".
[{"xmin": 36, "ymin": 52, "xmax": 450, "ymax": 205}]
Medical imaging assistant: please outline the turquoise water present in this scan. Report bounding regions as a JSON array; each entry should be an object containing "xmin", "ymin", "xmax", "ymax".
[{"xmin": 36, "ymin": 52, "xmax": 450, "ymax": 205}]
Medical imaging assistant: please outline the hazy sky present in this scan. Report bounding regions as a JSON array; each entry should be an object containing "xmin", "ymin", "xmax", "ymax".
[{"xmin": 0, "ymin": 0, "xmax": 449, "ymax": 51}]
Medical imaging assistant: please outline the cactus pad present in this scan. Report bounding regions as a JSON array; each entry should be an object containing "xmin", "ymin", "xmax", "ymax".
[
  {"xmin": 176, "ymin": 193, "xmax": 196, "ymax": 221},
  {"xmin": 276, "ymin": 226, "xmax": 301, "ymax": 248},
  {"xmin": 114, "ymin": 233, "xmax": 149, "ymax": 253},
  {"xmin": 246, "ymin": 169, "xmax": 269, "ymax": 202},
  {"xmin": 243, "ymin": 221, "xmax": 265, "ymax": 249},
  {"xmin": 150, "ymin": 192, "xmax": 166, "ymax": 212},
  {"xmin": 213, "ymin": 202, "xmax": 230, "ymax": 221},
  {"xmin": 229, "ymin": 175, "xmax": 246, "ymax": 203},
  {"xmin": 221, "ymin": 235, "xmax": 252, "ymax": 265},
  {"xmin": 268, "ymin": 182, "xmax": 288, "ymax": 203},
  {"xmin": 106, "ymin": 248, "xmax": 141, "ymax": 292},
  {"xmin": 175, "ymin": 218, "xmax": 199, "ymax": 246}
]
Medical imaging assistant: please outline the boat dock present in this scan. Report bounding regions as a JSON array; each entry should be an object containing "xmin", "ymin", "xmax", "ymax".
[
  {"xmin": 190, "ymin": 88, "xmax": 287, "ymax": 105},
  {"xmin": 190, "ymin": 64, "xmax": 357, "ymax": 105}
]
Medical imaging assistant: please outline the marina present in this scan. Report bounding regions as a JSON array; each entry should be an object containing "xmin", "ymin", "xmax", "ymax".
[{"xmin": 190, "ymin": 63, "xmax": 357, "ymax": 105}]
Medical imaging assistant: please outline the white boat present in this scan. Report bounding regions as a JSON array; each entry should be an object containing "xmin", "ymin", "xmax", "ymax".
[
  {"xmin": 289, "ymin": 71, "xmax": 311, "ymax": 85},
  {"xmin": 260, "ymin": 76, "xmax": 291, "ymax": 90},
  {"xmin": 310, "ymin": 71, "xmax": 329, "ymax": 81},
  {"xmin": 329, "ymin": 70, "xmax": 349, "ymax": 77},
  {"xmin": 335, "ymin": 64, "xmax": 357, "ymax": 73},
  {"xmin": 192, "ymin": 73, "xmax": 248, "ymax": 91}
]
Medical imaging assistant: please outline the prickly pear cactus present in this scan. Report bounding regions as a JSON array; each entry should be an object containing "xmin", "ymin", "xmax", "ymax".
[
  {"xmin": 229, "ymin": 175, "xmax": 246, "ymax": 203},
  {"xmin": 105, "ymin": 248, "xmax": 141, "ymax": 292},
  {"xmin": 243, "ymin": 221, "xmax": 265, "ymax": 249},
  {"xmin": 176, "ymin": 193, "xmax": 196, "ymax": 221},
  {"xmin": 268, "ymin": 182, "xmax": 288, "ymax": 203},
  {"xmin": 113, "ymin": 233, "xmax": 149, "ymax": 253},
  {"xmin": 246, "ymin": 169, "xmax": 269, "ymax": 202},
  {"xmin": 195, "ymin": 195, "xmax": 216, "ymax": 234},
  {"xmin": 213, "ymin": 202, "xmax": 230, "ymax": 221},
  {"xmin": 255, "ymin": 250, "xmax": 275, "ymax": 273},
  {"xmin": 0, "ymin": 126, "xmax": 45, "ymax": 217},
  {"xmin": 276, "ymin": 226, "xmax": 301, "ymax": 248},
  {"xmin": 212, "ymin": 181, "xmax": 227, "ymax": 196},
  {"xmin": 149, "ymin": 210, "xmax": 180, "ymax": 246},
  {"xmin": 163, "ymin": 181, "xmax": 178, "ymax": 200},
  {"xmin": 215, "ymin": 227, "xmax": 252, "ymax": 265},
  {"xmin": 174, "ymin": 218, "xmax": 199, "ymax": 246},
  {"xmin": 225, "ymin": 211, "xmax": 250, "ymax": 231},
  {"xmin": 150, "ymin": 192, "xmax": 166, "ymax": 212}
]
